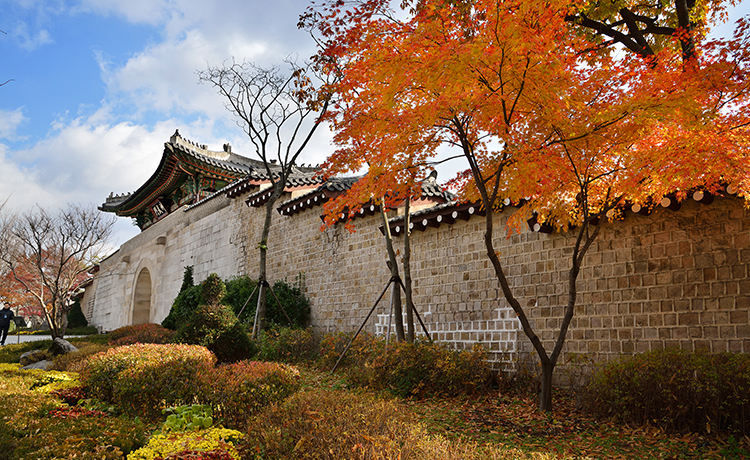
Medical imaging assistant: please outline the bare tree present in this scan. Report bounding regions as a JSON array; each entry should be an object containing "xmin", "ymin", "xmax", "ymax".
[
  {"xmin": 0, "ymin": 204, "xmax": 115, "ymax": 338},
  {"xmin": 199, "ymin": 60, "xmax": 331, "ymax": 337}
]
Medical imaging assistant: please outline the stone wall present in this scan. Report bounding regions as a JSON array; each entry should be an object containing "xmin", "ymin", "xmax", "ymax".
[
  {"xmin": 92, "ymin": 187, "xmax": 750, "ymax": 367},
  {"xmin": 263, "ymin": 194, "xmax": 750, "ymax": 365},
  {"xmin": 91, "ymin": 196, "xmax": 247, "ymax": 330}
]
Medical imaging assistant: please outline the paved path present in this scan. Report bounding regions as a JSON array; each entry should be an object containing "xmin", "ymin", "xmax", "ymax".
[{"xmin": 2, "ymin": 335, "xmax": 85, "ymax": 345}]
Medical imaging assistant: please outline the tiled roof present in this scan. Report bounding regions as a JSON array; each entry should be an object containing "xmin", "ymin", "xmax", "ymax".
[{"xmin": 380, "ymin": 184, "xmax": 741, "ymax": 236}]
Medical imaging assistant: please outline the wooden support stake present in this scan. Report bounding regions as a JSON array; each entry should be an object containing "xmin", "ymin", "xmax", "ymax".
[{"xmin": 331, "ymin": 278, "xmax": 394, "ymax": 374}]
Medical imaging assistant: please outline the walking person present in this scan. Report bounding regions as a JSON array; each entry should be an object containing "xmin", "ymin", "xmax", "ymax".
[{"xmin": 0, "ymin": 303, "xmax": 14, "ymax": 346}]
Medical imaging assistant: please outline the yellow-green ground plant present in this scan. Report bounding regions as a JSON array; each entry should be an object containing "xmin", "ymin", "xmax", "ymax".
[
  {"xmin": 0, "ymin": 364, "xmax": 147, "ymax": 459},
  {"xmin": 127, "ymin": 427, "xmax": 244, "ymax": 460}
]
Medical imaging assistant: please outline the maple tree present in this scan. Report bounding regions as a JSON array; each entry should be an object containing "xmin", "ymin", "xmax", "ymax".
[
  {"xmin": 304, "ymin": 0, "xmax": 750, "ymax": 410},
  {"xmin": 199, "ymin": 60, "xmax": 332, "ymax": 337},
  {"xmin": 0, "ymin": 204, "xmax": 114, "ymax": 338},
  {"xmin": 0, "ymin": 255, "xmax": 46, "ymax": 324}
]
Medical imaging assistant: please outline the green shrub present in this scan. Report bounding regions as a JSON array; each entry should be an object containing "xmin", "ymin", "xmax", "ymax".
[
  {"xmin": 582, "ymin": 348, "xmax": 750, "ymax": 434},
  {"xmin": 200, "ymin": 360, "xmax": 301, "ymax": 430},
  {"xmin": 223, "ymin": 275, "xmax": 257, "ymax": 324},
  {"xmin": 162, "ymin": 266, "xmax": 201, "ymax": 331},
  {"xmin": 266, "ymin": 278, "xmax": 310, "ymax": 327},
  {"xmin": 80, "ymin": 343, "xmax": 216, "ymax": 419},
  {"xmin": 223, "ymin": 275, "xmax": 310, "ymax": 328},
  {"xmin": 175, "ymin": 304, "xmax": 255, "ymax": 364},
  {"xmin": 67, "ymin": 300, "xmax": 89, "ymax": 329},
  {"xmin": 107, "ymin": 323, "xmax": 177, "ymax": 346},
  {"xmin": 66, "ymin": 326, "xmax": 100, "ymax": 335},
  {"xmin": 256, "ymin": 327, "xmax": 319, "ymax": 364},
  {"xmin": 202, "ymin": 273, "xmax": 226, "ymax": 306},
  {"xmin": 162, "ymin": 285, "xmax": 203, "ymax": 331}
]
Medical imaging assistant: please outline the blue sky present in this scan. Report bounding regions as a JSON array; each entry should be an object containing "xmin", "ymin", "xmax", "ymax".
[
  {"xmin": 0, "ymin": 0, "xmax": 332, "ymax": 246},
  {"xmin": 0, "ymin": 0, "xmax": 748, "ymax": 248}
]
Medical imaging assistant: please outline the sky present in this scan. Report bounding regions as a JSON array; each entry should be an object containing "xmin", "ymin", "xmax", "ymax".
[
  {"xmin": 0, "ymin": 0, "xmax": 334, "ymax": 246},
  {"xmin": 1, "ymin": 0, "xmax": 748, "ymax": 248}
]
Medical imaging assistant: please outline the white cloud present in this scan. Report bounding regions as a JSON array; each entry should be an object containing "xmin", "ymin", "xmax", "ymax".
[
  {"xmin": 93, "ymin": 0, "xmax": 318, "ymax": 120},
  {"xmin": 100, "ymin": 28, "xmax": 267, "ymax": 117},
  {"xmin": 0, "ymin": 108, "xmax": 27, "ymax": 141},
  {"xmin": 10, "ymin": 22, "xmax": 53, "ymax": 50}
]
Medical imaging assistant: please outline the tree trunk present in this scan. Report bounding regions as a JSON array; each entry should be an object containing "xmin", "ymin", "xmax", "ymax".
[
  {"xmin": 254, "ymin": 185, "xmax": 280, "ymax": 339},
  {"xmin": 539, "ymin": 361, "xmax": 555, "ymax": 412},
  {"xmin": 403, "ymin": 198, "xmax": 415, "ymax": 343},
  {"xmin": 380, "ymin": 201, "xmax": 404, "ymax": 341}
]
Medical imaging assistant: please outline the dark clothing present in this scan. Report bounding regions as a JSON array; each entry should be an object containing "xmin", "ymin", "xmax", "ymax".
[{"xmin": 0, "ymin": 308, "xmax": 14, "ymax": 345}]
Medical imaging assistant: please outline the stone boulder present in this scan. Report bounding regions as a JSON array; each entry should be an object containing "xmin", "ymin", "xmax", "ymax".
[
  {"xmin": 22, "ymin": 360, "xmax": 53, "ymax": 370},
  {"xmin": 49, "ymin": 338, "xmax": 78, "ymax": 356},
  {"xmin": 20, "ymin": 349, "xmax": 48, "ymax": 366}
]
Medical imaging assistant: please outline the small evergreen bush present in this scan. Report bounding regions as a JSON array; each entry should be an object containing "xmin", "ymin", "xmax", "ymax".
[
  {"xmin": 223, "ymin": 274, "xmax": 310, "ymax": 328},
  {"xmin": 67, "ymin": 300, "xmax": 89, "ymax": 329},
  {"xmin": 223, "ymin": 275, "xmax": 257, "ymax": 323},
  {"xmin": 200, "ymin": 360, "xmax": 301, "ymax": 430},
  {"xmin": 107, "ymin": 323, "xmax": 176, "ymax": 346},
  {"xmin": 175, "ymin": 303, "xmax": 255, "ymax": 364},
  {"xmin": 80, "ymin": 343, "xmax": 216, "ymax": 418},
  {"xmin": 162, "ymin": 266, "xmax": 201, "ymax": 331},
  {"xmin": 201, "ymin": 273, "xmax": 226, "ymax": 306},
  {"xmin": 582, "ymin": 348, "xmax": 750, "ymax": 434}
]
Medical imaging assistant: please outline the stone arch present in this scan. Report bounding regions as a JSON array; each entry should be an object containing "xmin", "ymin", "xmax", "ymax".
[{"xmin": 131, "ymin": 267, "xmax": 153, "ymax": 325}]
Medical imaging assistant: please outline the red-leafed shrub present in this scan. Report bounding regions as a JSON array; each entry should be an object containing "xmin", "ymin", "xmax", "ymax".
[
  {"xmin": 163, "ymin": 449, "xmax": 235, "ymax": 460},
  {"xmin": 49, "ymin": 385, "xmax": 88, "ymax": 405},
  {"xmin": 49, "ymin": 406, "xmax": 109, "ymax": 419},
  {"xmin": 80, "ymin": 343, "xmax": 216, "ymax": 419},
  {"xmin": 200, "ymin": 360, "xmax": 300, "ymax": 430},
  {"xmin": 107, "ymin": 323, "xmax": 177, "ymax": 346}
]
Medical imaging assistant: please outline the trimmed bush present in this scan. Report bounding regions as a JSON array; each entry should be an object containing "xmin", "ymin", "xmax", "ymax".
[
  {"xmin": 200, "ymin": 360, "xmax": 300, "ymax": 430},
  {"xmin": 256, "ymin": 327, "xmax": 319, "ymax": 364},
  {"xmin": 80, "ymin": 343, "xmax": 216, "ymax": 419},
  {"xmin": 582, "ymin": 348, "xmax": 750, "ymax": 434},
  {"xmin": 107, "ymin": 323, "xmax": 177, "ymax": 346},
  {"xmin": 51, "ymin": 343, "xmax": 110, "ymax": 372},
  {"xmin": 175, "ymin": 304, "xmax": 255, "ymax": 364}
]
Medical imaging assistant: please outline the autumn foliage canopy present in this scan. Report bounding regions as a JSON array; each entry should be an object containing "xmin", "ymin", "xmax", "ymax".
[{"xmin": 306, "ymin": 0, "xmax": 749, "ymax": 227}]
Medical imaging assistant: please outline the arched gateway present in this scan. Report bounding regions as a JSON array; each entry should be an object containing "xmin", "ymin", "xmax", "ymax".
[{"xmin": 132, "ymin": 268, "xmax": 152, "ymax": 325}]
